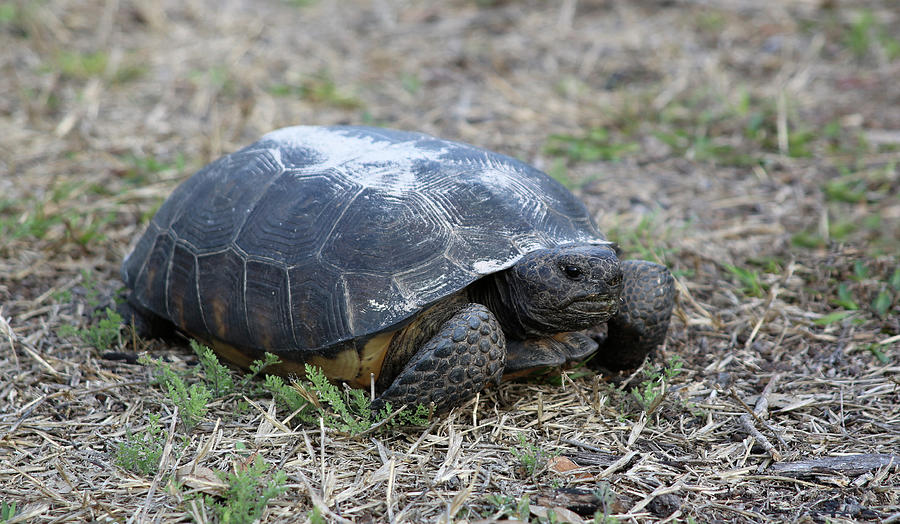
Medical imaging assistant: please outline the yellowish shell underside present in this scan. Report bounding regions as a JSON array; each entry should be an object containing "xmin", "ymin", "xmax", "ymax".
[{"xmin": 205, "ymin": 331, "xmax": 395, "ymax": 389}]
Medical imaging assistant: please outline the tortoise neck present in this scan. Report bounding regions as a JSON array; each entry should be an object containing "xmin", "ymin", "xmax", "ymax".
[{"xmin": 467, "ymin": 272, "xmax": 537, "ymax": 340}]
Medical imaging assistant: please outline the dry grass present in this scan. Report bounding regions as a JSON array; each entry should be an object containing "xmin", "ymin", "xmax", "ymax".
[{"xmin": 1, "ymin": 0, "xmax": 899, "ymax": 522}]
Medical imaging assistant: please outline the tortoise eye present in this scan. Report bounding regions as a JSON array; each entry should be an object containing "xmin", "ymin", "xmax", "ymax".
[{"xmin": 562, "ymin": 265, "xmax": 583, "ymax": 280}]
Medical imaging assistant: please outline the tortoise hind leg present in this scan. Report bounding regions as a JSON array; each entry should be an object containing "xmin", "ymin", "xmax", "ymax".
[
  {"xmin": 373, "ymin": 304, "xmax": 506, "ymax": 414},
  {"xmin": 590, "ymin": 260, "xmax": 675, "ymax": 371}
]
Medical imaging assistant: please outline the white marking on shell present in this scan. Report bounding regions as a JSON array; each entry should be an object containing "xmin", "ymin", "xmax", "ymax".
[
  {"xmin": 473, "ymin": 257, "xmax": 517, "ymax": 274},
  {"xmin": 262, "ymin": 126, "xmax": 449, "ymax": 194}
]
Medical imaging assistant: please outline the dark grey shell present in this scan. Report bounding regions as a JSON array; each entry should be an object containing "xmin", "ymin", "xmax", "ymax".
[{"xmin": 122, "ymin": 126, "xmax": 607, "ymax": 353}]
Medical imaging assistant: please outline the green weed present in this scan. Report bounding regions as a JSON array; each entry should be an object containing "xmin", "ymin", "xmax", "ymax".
[
  {"xmin": 631, "ymin": 356, "xmax": 683, "ymax": 414},
  {"xmin": 116, "ymin": 414, "xmax": 167, "ymax": 475},
  {"xmin": 510, "ymin": 433, "xmax": 556, "ymax": 478},
  {"xmin": 143, "ymin": 342, "xmax": 425, "ymax": 435},
  {"xmin": 141, "ymin": 354, "xmax": 211, "ymax": 432},
  {"xmin": 0, "ymin": 501, "xmax": 15, "ymax": 523},
  {"xmin": 483, "ymin": 494, "xmax": 531, "ymax": 521},
  {"xmin": 58, "ymin": 307, "xmax": 123, "ymax": 351},
  {"xmin": 192, "ymin": 340, "xmax": 234, "ymax": 397},
  {"xmin": 169, "ymin": 379, "xmax": 211, "ymax": 432},
  {"xmin": 262, "ymin": 374, "xmax": 309, "ymax": 413},
  {"xmin": 205, "ymin": 454, "xmax": 287, "ymax": 524},
  {"xmin": 289, "ymin": 364, "xmax": 429, "ymax": 434},
  {"xmin": 593, "ymin": 483, "xmax": 620, "ymax": 523}
]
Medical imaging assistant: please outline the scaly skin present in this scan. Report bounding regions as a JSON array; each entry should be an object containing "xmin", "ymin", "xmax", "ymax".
[
  {"xmin": 372, "ymin": 304, "xmax": 506, "ymax": 413},
  {"xmin": 589, "ymin": 260, "xmax": 675, "ymax": 370}
]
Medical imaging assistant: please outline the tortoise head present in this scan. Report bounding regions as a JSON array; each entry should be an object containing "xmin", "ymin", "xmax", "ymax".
[{"xmin": 503, "ymin": 244, "xmax": 623, "ymax": 336}]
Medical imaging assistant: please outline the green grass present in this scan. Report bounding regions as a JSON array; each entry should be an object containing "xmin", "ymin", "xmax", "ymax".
[
  {"xmin": 813, "ymin": 260, "xmax": 899, "ymax": 330},
  {"xmin": 0, "ymin": 184, "xmax": 123, "ymax": 247},
  {"xmin": 0, "ymin": 198, "xmax": 63, "ymax": 242},
  {"xmin": 792, "ymin": 162, "xmax": 898, "ymax": 255},
  {"xmin": 268, "ymin": 72, "xmax": 363, "ymax": 109},
  {"xmin": 813, "ymin": 310, "xmax": 857, "ymax": 326},
  {"xmin": 307, "ymin": 506, "xmax": 327, "ymax": 524},
  {"xmin": 544, "ymin": 128, "xmax": 638, "ymax": 164},
  {"xmin": 54, "ymin": 50, "xmax": 107, "ymax": 78},
  {"xmin": 723, "ymin": 264, "xmax": 767, "ymax": 298},
  {"xmin": 844, "ymin": 10, "xmax": 900, "ymax": 61},
  {"xmin": 189, "ymin": 66, "xmax": 236, "ymax": 95},
  {"xmin": 119, "ymin": 152, "xmax": 187, "ymax": 185},
  {"xmin": 864, "ymin": 342, "xmax": 890, "ymax": 365}
]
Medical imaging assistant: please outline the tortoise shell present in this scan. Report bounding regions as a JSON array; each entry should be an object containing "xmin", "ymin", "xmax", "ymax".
[{"xmin": 122, "ymin": 126, "xmax": 607, "ymax": 359}]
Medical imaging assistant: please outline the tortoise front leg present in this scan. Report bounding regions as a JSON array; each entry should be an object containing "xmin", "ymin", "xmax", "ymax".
[
  {"xmin": 591, "ymin": 259, "xmax": 675, "ymax": 370},
  {"xmin": 373, "ymin": 304, "xmax": 506, "ymax": 414}
]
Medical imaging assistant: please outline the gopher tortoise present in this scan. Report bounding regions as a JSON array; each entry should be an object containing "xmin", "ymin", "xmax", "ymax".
[{"xmin": 121, "ymin": 126, "xmax": 675, "ymax": 413}]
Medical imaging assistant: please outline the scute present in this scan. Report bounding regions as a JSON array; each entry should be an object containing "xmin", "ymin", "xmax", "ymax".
[
  {"xmin": 124, "ymin": 125, "xmax": 607, "ymax": 354},
  {"xmin": 321, "ymin": 188, "xmax": 451, "ymax": 273},
  {"xmin": 244, "ymin": 260, "xmax": 294, "ymax": 350},
  {"xmin": 197, "ymin": 250, "xmax": 252, "ymax": 347},
  {"xmin": 235, "ymin": 171, "xmax": 358, "ymax": 266},
  {"xmin": 172, "ymin": 148, "xmax": 284, "ymax": 253}
]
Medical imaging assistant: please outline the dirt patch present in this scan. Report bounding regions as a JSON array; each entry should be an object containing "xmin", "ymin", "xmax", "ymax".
[{"xmin": 1, "ymin": 0, "xmax": 898, "ymax": 522}]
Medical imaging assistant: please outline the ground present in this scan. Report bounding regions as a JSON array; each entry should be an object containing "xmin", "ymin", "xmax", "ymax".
[{"xmin": 1, "ymin": 0, "xmax": 899, "ymax": 522}]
